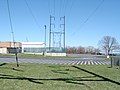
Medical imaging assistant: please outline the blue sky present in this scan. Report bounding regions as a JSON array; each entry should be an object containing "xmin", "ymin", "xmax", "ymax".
[{"xmin": 0, "ymin": 0, "xmax": 120, "ymax": 48}]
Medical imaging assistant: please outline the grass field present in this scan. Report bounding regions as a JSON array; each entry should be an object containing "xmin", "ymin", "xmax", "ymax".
[
  {"xmin": 0, "ymin": 53, "xmax": 107, "ymax": 60},
  {"xmin": 0, "ymin": 63, "xmax": 120, "ymax": 90},
  {"xmin": 0, "ymin": 53, "xmax": 68, "ymax": 59}
]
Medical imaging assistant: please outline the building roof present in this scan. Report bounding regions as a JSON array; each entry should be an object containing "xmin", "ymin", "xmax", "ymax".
[
  {"xmin": 0, "ymin": 42, "xmax": 21, "ymax": 48},
  {"xmin": 21, "ymin": 42, "xmax": 45, "ymax": 48}
]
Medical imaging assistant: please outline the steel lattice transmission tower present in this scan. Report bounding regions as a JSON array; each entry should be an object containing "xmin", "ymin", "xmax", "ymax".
[{"xmin": 49, "ymin": 15, "xmax": 65, "ymax": 52}]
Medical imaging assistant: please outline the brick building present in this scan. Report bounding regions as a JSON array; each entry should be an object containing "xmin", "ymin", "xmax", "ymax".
[{"xmin": 0, "ymin": 42, "xmax": 22, "ymax": 54}]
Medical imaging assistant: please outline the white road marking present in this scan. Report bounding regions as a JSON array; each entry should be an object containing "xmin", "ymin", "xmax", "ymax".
[
  {"xmin": 76, "ymin": 61, "xmax": 81, "ymax": 65},
  {"xmin": 84, "ymin": 61, "xmax": 87, "ymax": 65},
  {"xmin": 80, "ymin": 61, "xmax": 84, "ymax": 65},
  {"xmin": 88, "ymin": 61, "xmax": 90, "ymax": 65},
  {"xmin": 91, "ymin": 61, "xmax": 94, "ymax": 65},
  {"xmin": 94, "ymin": 61, "xmax": 98, "ymax": 65},
  {"xmin": 96, "ymin": 61, "xmax": 102, "ymax": 65}
]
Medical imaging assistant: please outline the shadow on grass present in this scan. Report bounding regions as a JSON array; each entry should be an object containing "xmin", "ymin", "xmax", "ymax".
[
  {"xmin": 0, "ymin": 63, "xmax": 7, "ymax": 66},
  {"xmin": 0, "ymin": 66, "xmax": 24, "ymax": 72},
  {"xmin": 48, "ymin": 65, "xmax": 67, "ymax": 68},
  {"xmin": 0, "ymin": 73, "xmax": 104, "ymax": 89},
  {"xmin": 73, "ymin": 66, "xmax": 120, "ymax": 85},
  {"xmin": 0, "ymin": 72, "xmax": 110, "ymax": 90},
  {"xmin": 0, "ymin": 74, "xmax": 43, "ymax": 84},
  {"xmin": 12, "ymin": 68, "xmax": 24, "ymax": 72},
  {"xmin": 1, "ymin": 65, "xmax": 119, "ymax": 88}
]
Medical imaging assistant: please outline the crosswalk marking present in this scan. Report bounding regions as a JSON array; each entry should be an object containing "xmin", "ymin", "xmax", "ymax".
[
  {"xmin": 91, "ymin": 61, "xmax": 94, "ymax": 65},
  {"xmin": 81, "ymin": 61, "xmax": 84, "ymax": 65},
  {"xmin": 76, "ymin": 61, "xmax": 81, "ymax": 65},
  {"xmin": 46, "ymin": 61, "xmax": 110, "ymax": 65},
  {"xmin": 68, "ymin": 62, "xmax": 73, "ymax": 65},
  {"xmin": 59, "ymin": 61, "xmax": 109, "ymax": 65},
  {"xmin": 24, "ymin": 60, "xmax": 110, "ymax": 65},
  {"xmin": 84, "ymin": 61, "xmax": 87, "ymax": 65},
  {"xmin": 88, "ymin": 61, "xmax": 90, "ymax": 65},
  {"xmin": 100, "ymin": 61, "xmax": 105, "ymax": 65},
  {"xmin": 71, "ymin": 61, "xmax": 77, "ymax": 65},
  {"xmin": 95, "ymin": 61, "xmax": 101, "ymax": 65},
  {"xmin": 93, "ymin": 61, "xmax": 98, "ymax": 65},
  {"xmin": 0, "ymin": 57, "xmax": 111, "ymax": 66}
]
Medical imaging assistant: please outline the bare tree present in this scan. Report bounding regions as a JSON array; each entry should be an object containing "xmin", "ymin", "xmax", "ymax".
[
  {"xmin": 76, "ymin": 46, "xmax": 85, "ymax": 54},
  {"xmin": 66, "ymin": 46, "xmax": 99, "ymax": 54},
  {"xmin": 94, "ymin": 48, "xmax": 101, "ymax": 55},
  {"xmin": 85, "ymin": 46, "xmax": 96, "ymax": 54},
  {"xmin": 66, "ymin": 47, "xmax": 76, "ymax": 54},
  {"xmin": 99, "ymin": 36, "xmax": 119, "ymax": 55}
]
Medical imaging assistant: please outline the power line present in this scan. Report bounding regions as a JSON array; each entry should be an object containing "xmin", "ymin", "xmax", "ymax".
[
  {"xmin": 72, "ymin": 0, "xmax": 105, "ymax": 35},
  {"xmin": 60, "ymin": 0, "xmax": 65, "ymax": 16},
  {"xmin": 63, "ymin": 0, "xmax": 69, "ymax": 16},
  {"xmin": 48, "ymin": 0, "xmax": 55, "ymax": 16},
  {"xmin": 67, "ymin": 0, "xmax": 76, "ymax": 22},
  {"xmin": 59, "ymin": 0, "xmax": 62, "ymax": 18},
  {"xmin": 53, "ymin": 0, "xmax": 55, "ymax": 16},
  {"xmin": 80, "ymin": 0, "xmax": 105, "ymax": 28},
  {"xmin": 24, "ymin": 0, "xmax": 41, "ymax": 29},
  {"xmin": 48, "ymin": 0, "xmax": 51, "ymax": 15}
]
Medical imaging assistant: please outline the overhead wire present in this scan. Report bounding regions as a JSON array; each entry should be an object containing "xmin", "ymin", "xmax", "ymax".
[
  {"xmin": 49, "ymin": 0, "xmax": 55, "ymax": 16},
  {"xmin": 72, "ymin": 0, "xmax": 105, "ymax": 35},
  {"xmin": 80, "ymin": 0, "xmax": 105, "ymax": 29},
  {"xmin": 66, "ymin": 0, "xmax": 76, "ymax": 22},
  {"xmin": 63, "ymin": 0, "xmax": 69, "ymax": 16},
  {"xmin": 53, "ymin": 0, "xmax": 55, "ymax": 16},
  {"xmin": 60, "ymin": 0, "xmax": 65, "ymax": 16},
  {"xmin": 24, "ymin": 0, "xmax": 41, "ymax": 29},
  {"xmin": 59, "ymin": 0, "xmax": 62, "ymax": 18},
  {"xmin": 63, "ymin": 0, "xmax": 67, "ymax": 16},
  {"xmin": 48, "ymin": 0, "xmax": 51, "ymax": 15}
]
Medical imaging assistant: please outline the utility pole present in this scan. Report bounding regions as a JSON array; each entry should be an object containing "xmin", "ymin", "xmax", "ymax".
[
  {"xmin": 7, "ymin": 0, "xmax": 19, "ymax": 67},
  {"xmin": 44, "ymin": 25, "xmax": 47, "ymax": 53}
]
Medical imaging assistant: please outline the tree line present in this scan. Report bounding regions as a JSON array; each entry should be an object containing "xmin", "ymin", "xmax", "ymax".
[
  {"xmin": 66, "ymin": 36, "xmax": 120, "ymax": 55},
  {"xmin": 66, "ymin": 46, "xmax": 100, "ymax": 54}
]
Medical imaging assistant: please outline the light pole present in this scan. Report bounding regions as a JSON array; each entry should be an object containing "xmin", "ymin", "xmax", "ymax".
[{"xmin": 44, "ymin": 25, "xmax": 47, "ymax": 54}]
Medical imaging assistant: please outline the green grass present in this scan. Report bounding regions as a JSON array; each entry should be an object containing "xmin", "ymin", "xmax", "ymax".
[
  {"xmin": 0, "ymin": 53, "xmax": 108, "ymax": 60},
  {"xmin": 0, "ymin": 53, "xmax": 65, "ymax": 59},
  {"xmin": 0, "ymin": 54, "xmax": 15, "ymax": 57},
  {"xmin": 0, "ymin": 53, "xmax": 79, "ymax": 59},
  {"xmin": 0, "ymin": 63, "xmax": 120, "ymax": 90}
]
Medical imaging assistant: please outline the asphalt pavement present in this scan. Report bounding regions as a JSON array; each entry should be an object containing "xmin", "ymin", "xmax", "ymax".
[{"xmin": 0, "ymin": 57, "xmax": 110, "ymax": 65}]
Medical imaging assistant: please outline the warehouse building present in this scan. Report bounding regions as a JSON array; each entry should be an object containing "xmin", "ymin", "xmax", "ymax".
[
  {"xmin": 0, "ymin": 42, "xmax": 66, "ymax": 56},
  {"xmin": 0, "ymin": 42, "xmax": 22, "ymax": 54},
  {"xmin": 21, "ymin": 42, "xmax": 45, "ymax": 54}
]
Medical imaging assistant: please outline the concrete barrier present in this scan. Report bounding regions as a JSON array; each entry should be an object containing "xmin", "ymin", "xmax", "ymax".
[{"xmin": 45, "ymin": 53, "xmax": 66, "ymax": 56}]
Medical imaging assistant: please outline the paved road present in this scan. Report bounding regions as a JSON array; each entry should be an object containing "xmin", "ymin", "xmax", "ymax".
[{"xmin": 0, "ymin": 57, "xmax": 110, "ymax": 65}]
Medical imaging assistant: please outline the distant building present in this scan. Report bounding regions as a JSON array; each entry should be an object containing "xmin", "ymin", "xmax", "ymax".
[
  {"xmin": 0, "ymin": 42, "xmax": 22, "ymax": 54},
  {"xmin": 21, "ymin": 42, "xmax": 45, "ymax": 54},
  {"xmin": 0, "ymin": 41, "xmax": 66, "ymax": 56}
]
